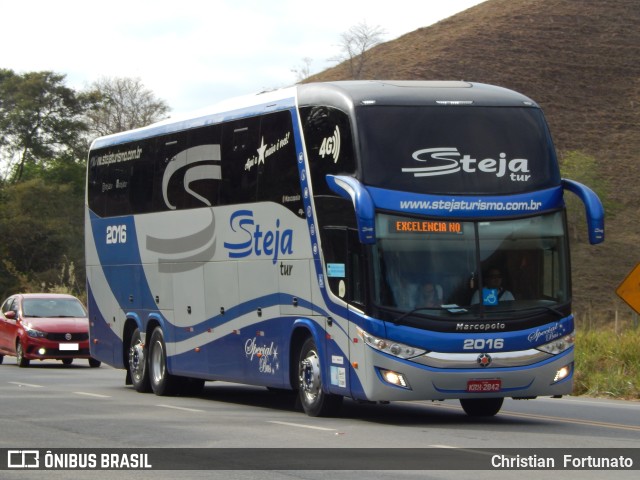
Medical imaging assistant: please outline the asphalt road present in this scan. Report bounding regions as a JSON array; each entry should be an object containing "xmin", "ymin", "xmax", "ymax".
[{"xmin": 0, "ymin": 357, "xmax": 638, "ymax": 480}]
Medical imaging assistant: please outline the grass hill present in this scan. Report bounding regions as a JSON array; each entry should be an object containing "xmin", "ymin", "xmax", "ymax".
[{"xmin": 308, "ymin": 0, "xmax": 640, "ymax": 326}]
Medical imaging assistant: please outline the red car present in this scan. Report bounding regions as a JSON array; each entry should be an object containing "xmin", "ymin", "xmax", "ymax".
[{"xmin": 0, "ymin": 293, "xmax": 100, "ymax": 368}]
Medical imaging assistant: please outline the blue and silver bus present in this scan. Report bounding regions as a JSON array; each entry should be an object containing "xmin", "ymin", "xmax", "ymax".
[{"xmin": 85, "ymin": 81, "xmax": 604, "ymax": 416}]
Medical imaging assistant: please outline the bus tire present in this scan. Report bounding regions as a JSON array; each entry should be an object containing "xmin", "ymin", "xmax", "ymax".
[
  {"xmin": 129, "ymin": 328, "xmax": 151, "ymax": 393},
  {"xmin": 148, "ymin": 327, "xmax": 180, "ymax": 396},
  {"xmin": 460, "ymin": 397, "xmax": 503, "ymax": 417},
  {"xmin": 297, "ymin": 337, "xmax": 342, "ymax": 417}
]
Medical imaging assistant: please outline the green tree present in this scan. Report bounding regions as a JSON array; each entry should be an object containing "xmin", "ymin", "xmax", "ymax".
[
  {"xmin": 0, "ymin": 70, "xmax": 171, "ymax": 299},
  {"xmin": 0, "ymin": 179, "xmax": 84, "ymax": 298},
  {"xmin": 84, "ymin": 76, "xmax": 170, "ymax": 137},
  {"xmin": 0, "ymin": 69, "xmax": 95, "ymax": 182}
]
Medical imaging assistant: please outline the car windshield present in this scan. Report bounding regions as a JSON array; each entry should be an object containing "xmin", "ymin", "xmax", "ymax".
[
  {"xmin": 372, "ymin": 211, "xmax": 569, "ymax": 319},
  {"xmin": 22, "ymin": 298, "xmax": 87, "ymax": 318}
]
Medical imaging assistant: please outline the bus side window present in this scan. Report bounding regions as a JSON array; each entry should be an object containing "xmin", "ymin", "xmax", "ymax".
[
  {"xmin": 220, "ymin": 119, "xmax": 259, "ymax": 205},
  {"xmin": 256, "ymin": 111, "xmax": 303, "ymax": 216},
  {"xmin": 321, "ymin": 227, "xmax": 365, "ymax": 308},
  {"xmin": 322, "ymin": 228, "xmax": 348, "ymax": 300},
  {"xmin": 300, "ymin": 106, "xmax": 356, "ymax": 197},
  {"xmin": 129, "ymin": 139, "xmax": 154, "ymax": 214},
  {"xmin": 347, "ymin": 228, "xmax": 365, "ymax": 307}
]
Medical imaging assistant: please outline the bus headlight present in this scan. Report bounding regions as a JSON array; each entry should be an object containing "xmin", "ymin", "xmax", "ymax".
[
  {"xmin": 356, "ymin": 327, "xmax": 426, "ymax": 359},
  {"xmin": 379, "ymin": 368, "xmax": 411, "ymax": 389},
  {"xmin": 553, "ymin": 363, "xmax": 573, "ymax": 383},
  {"xmin": 536, "ymin": 332, "xmax": 575, "ymax": 355}
]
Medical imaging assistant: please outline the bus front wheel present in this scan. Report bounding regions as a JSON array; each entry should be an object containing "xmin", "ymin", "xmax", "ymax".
[
  {"xmin": 460, "ymin": 397, "xmax": 504, "ymax": 417},
  {"xmin": 297, "ymin": 337, "xmax": 342, "ymax": 417}
]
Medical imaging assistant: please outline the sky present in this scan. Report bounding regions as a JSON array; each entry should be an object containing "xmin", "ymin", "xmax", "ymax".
[{"xmin": 1, "ymin": 0, "xmax": 486, "ymax": 116}]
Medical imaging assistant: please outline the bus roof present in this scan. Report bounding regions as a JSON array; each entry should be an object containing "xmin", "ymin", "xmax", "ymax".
[
  {"xmin": 90, "ymin": 81, "xmax": 538, "ymax": 150},
  {"xmin": 297, "ymin": 80, "xmax": 539, "ymax": 109}
]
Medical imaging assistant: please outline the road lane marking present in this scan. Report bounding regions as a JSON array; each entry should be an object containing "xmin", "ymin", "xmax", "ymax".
[
  {"xmin": 536, "ymin": 396, "xmax": 640, "ymax": 409},
  {"xmin": 8, "ymin": 381, "xmax": 44, "ymax": 388},
  {"xmin": 497, "ymin": 410, "xmax": 640, "ymax": 432},
  {"xmin": 267, "ymin": 421, "xmax": 336, "ymax": 431},
  {"xmin": 403, "ymin": 400, "xmax": 640, "ymax": 432},
  {"xmin": 430, "ymin": 445, "xmax": 495, "ymax": 456},
  {"xmin": 156, "ymin": 404, "xmax": 205, "ymax": 413},
  {"xmin": 74, "ymin": 392, "xmax": 111, "ymax": 398}
]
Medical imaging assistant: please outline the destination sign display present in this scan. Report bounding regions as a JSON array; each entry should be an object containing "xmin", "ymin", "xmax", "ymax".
[{"xmin": 391, "ymin": 220, "xmax": 463, "ymax": 234}]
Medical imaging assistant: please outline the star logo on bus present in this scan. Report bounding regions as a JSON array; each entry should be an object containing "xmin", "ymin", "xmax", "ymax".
[
  {"xmin": 256, "ymin": 137, "xmax": 267, "ymax": 165},
  {"xmin": 477, "ymin": 353, "xmax": 492, "ymax": 367}
]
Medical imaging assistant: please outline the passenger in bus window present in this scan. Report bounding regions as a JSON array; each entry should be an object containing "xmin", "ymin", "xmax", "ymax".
[
  {"xmin": 417, "ymin": 282, "xmax": 443, "ymax": 308},
  {"xmin": 387, "ymin": 267, "xmax": 416, "ymax": 310},
  {"xmin": 471, "ymin": 268, "xmax": 514, "ymax": 305}
]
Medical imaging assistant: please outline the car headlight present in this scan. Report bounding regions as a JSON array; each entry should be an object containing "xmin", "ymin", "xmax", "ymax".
[
  {"xmin": 536, "ymin": 332, "xmax": 575, "ymax": 354},
  {"xmin": 25, "ymin": 326, "xmax": 47, "ymax": 338},
  {"xmin": 356, "ymin": 327, "xmax": 426, "ymax": 359}
]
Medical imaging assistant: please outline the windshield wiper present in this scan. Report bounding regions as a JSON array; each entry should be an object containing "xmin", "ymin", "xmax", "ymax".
[
  {"xmin": 392, "ymin": 306, "xmax": 446, "ymax": 324},
  {"xmin": 523, "ymin": 305, "xmax": 567, "ymax": 318}
]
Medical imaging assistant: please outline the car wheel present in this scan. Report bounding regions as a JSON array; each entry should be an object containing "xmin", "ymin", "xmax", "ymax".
[
  {"xmin": 62, "ymin": 358, "xmax": 73, "ymax": 366},
  {"xmin": 297, "ymin": 336, "xmax": 342, "ymax": 417},
  {"xmin": 148, "ymin": 327, "xmax": 180, "ymax": 396},
  {"xmin": 128, "ymin": 328, "xmax": 151, "ymax": 392},
  {"xmin": 16, "ymin": 341, "xmax": 30, "ymax": 367},
  {"xmin": 88, "ymin": 358, "xmax": 101, "ymax": 368},
  {"xmin": 0, "ymin": 355, "xmax": 4, "ymax": 365}
]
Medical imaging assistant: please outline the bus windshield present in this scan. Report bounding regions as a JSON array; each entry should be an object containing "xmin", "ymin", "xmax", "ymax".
[{"xmin": 372, "ymin": 211, "xmax": 569, "ymax": 318}]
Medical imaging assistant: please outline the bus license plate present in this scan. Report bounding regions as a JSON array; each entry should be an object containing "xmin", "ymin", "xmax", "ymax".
[{"xmin": 467, "ymin": 379, "xmax": 501, "ymax": 393}]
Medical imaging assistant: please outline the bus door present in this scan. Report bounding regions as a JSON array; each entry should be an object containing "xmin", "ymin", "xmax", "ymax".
[{"xmin": 321, "ymin": 226, "xmax": 365, "ymax": 397}]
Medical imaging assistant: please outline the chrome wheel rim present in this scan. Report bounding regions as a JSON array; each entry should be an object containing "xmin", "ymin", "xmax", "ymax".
[
  {"xmin": 150, "ymin": 339, "xmax": 165, "ymax": 385},
  {"xmin": 300, "ymin": 349, "xmax": 321, "ymax": 403},
  {"xmin": 129, "ymin": 340, "xmax": 145, "ymax": 381}
]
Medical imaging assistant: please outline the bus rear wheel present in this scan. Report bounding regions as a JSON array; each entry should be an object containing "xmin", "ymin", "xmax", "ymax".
[
  {"xmin": 297, "ymin": 337, "xmax": 342, "ymax": 417},
  {"xmin": 460, "ymin": 397, "xmax": 504, "ymax": 417},
  {"xmin": 128, "ymin": 328, "xmax": 151, "ymax": 393},
  {"xmin": 148, "ymin": 327, "xmax": 180, "ymax": 396}
]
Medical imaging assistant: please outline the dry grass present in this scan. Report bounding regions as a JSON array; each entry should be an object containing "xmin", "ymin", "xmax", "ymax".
[{"xmin": 574, "ymin": 324, "xmax": 640, "ymax": 399}]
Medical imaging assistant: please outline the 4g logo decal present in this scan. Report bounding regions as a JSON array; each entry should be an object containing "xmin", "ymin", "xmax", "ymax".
[{"xmin": 319, "ymin": 126, "xmax": 341, "ymax": 163}]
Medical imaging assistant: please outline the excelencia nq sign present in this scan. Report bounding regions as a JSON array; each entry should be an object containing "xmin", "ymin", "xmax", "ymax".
[{"xmin": 393, "ymin": 220, "xmax": 462, "ymax": 234}]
